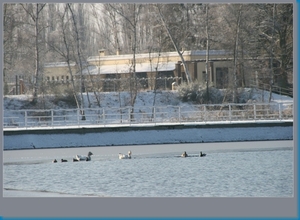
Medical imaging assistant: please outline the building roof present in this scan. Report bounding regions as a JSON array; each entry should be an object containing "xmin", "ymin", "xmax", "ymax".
[{"xmin": 87, "ymin": 50, "xmax": 232, "ymax": 62}]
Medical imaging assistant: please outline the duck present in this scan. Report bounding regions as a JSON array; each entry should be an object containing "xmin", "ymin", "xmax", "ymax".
[
  {"xmin": 119, "ymin": 151, "xmax": 132, "ymax": 159},
  {"xmin": 52, "ymin": 159, "xmax": 57, "ymax": 163},
  {"xmin": 199, "ymin": 151, "xmax": 206, "ymax": 157},
  {"xmin": 61, "ymin": 159, "xmax": 68, "ymax": 162},
  {"xmin": 181, "ymin": 151, "xmax": 188, "ymax": 158},
  {"xmin": 73, "ymin": 151, "xmax": 93, "ymax": 162}
]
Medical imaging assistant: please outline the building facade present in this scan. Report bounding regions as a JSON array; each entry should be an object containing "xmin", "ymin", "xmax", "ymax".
[{"xmin": 43, "ymin": 49, "xmax": 238, "ymax": 92}]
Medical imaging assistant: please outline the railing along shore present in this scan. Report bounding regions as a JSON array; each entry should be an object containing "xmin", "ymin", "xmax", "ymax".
[{"xmin": 3, "ymin": 102, "xmax": 293, "ymax": 129}]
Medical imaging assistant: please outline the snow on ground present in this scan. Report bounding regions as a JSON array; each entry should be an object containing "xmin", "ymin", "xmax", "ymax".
[
  {"xmin": 3, "ymin": 88, "xmax": 293, "ymax": 111},
  {"xmin": 3, "ymin": 88, "xmax": 293, "ymax": 150},
  {"xmin": 3, "ymin": 88, "xmax": 294, "ymax": 127}
]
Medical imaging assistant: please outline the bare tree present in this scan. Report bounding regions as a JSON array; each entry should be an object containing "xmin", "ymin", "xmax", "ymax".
[
  {"xmin": 148, "ymin": 46, "xmax": 163, "ymax": 120},
  {"xmin": 21, "ymin": 3, "xmax": 46, "ymax": 103},
  {"xmin": 156, "ymin": 4, "xmax": 191, "ymax": 84},
  {"xmin": 4, "ymin": 3, "xmax": 293, "ymax": 102},
  {"xmin": 108, "ymin": 3, "xmax": 143, "ymax": 120},
  {"xmin": 257, "ymin": 4, "xmax": 293, "ymax": 96},
  {"xmin": 68, "ymin": 3, "xmax": 89, "ymax": 119},
  {"xmin": 3, "ymin": 4, "xmax": 19, "ymax": 94},
  {"xmin": 232, "ymin": 4, "xmax": 243, "ymax": 103},
  {"xmin": 268, "ymin": 4, "xmax": 276, "ymax": 102},
  {"xmin": 205, "ymin": 4, "xmax": 210, "ymax": 102},
  {"xmin": 47, "ymin": 4, "xmax": 80, "ymax": 109}
]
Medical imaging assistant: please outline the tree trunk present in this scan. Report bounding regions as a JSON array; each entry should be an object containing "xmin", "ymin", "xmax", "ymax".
[
  {"xmin": 268, "ymin": 4, "xmax": 276, "ymax": 103},
  {"xmin": 68, "ymin": 3, "xmax": 86, "ymax": 120},
  {"xmin": 232, "ymin": 4, "xmax": 242, "ymax": 103},
  {"xmin": 20, "ymin": 3, "xmax": 46, "ymax": 104},
  {"xmin": 205, "ymin": 4, "xmax": 210, "ymax": 103},
  {"xmin": 33, "ymin": 4, "xmax": 39, "ymax": 104}
]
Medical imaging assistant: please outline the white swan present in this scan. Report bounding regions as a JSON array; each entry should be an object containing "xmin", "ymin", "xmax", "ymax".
[
  {"xmin": 73, "ymin": 151, "xmax": 93, "ymax": 162},
  {"xmin": 119, "ymin": 151, "xmax": 132, "ymax": 159}
]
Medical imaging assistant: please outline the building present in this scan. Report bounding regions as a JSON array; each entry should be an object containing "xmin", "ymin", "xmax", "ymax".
[
  {"xmin": 43, "ymin": 49, "xmax": 237, "ymax": 92},
  {"xmin": 5, "ymin": 49, "xmax": 291, "ymax": 96},
  {"xmin": 88, "ymin": 49, "xmax": 235, "ymax": 90}
]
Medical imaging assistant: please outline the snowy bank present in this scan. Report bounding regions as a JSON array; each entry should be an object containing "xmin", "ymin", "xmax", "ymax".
[
  {"xmin": 3, "ymin": 89, "xmax": 293, "ymax": 150},
  {"xmin": 4, "ymin": 122, "xmax": 293, "ymax": 150}
]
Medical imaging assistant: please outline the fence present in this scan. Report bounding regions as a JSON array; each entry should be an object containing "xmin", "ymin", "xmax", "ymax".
[
  {"xmin": 249, "ymin": 81, "xmax": 293, "ymax": 98},
  {"xmin": 4, "ymin": 76, "xmax": 183, "ymax": 95},
  {"xmin": 3, "ymin": 102, "xmax": 293, "ymax": 129}
]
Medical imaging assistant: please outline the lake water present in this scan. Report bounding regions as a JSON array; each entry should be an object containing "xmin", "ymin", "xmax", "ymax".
[{"xmin": 3, "ymin": 141, "xmax": 294, "ymax": 197}]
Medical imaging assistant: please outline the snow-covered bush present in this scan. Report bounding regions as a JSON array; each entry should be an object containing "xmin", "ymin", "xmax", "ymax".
[
  {"xmin": 177, "ymin": 82, "xmax": 223, "ymax": 104},
  {"xmin": 53, "ymin": 88, "xmax": 78, "ymax": 108},
  {"xmin": 177, "ymin": 82, "xmax": 199, "ymax": 102}
]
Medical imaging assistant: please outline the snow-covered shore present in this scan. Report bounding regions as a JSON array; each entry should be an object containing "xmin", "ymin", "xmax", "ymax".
[{"xmin": 3, "ymin": 89, "xmax": 293, "ymax": 150}]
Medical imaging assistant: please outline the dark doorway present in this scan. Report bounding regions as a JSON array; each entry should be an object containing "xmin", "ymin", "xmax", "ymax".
[{"xmin": 216, "ymin": 67, "xmax": 228, "ymax": 89}]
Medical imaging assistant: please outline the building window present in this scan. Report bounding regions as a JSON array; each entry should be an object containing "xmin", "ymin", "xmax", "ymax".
[
  {"xmin": 52, "ymin": 76, "xmax": 55, "ymax": 81},
  {"xmin": 47, "ymin": 76, "xmax": 50, "ymax": 81}
]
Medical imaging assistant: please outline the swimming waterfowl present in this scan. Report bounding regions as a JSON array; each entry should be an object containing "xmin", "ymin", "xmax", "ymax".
[
  {"xmin": 181, "ymin": 151, "xmax": 188, "ymax": 158},
  {"xmin": 119, "ymin": 151, "xmax": 132, "ymax": 159},
  {"xmin": 73, "ymin": 151, "xmax": 93, "ymax": 162},
  {"xmin": 199, "ymin": 151, "xmax": 206, "ymax": 157},
  {"xmin": 53, "ymin": 159, "xmax": 57, "ymax": 163},
  {"xmin": 61, "ymin": 159, "xmax": 68, "ymax": 162}
]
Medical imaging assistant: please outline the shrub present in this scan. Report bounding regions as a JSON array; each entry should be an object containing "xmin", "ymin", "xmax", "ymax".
[
  {"xmin": 177, "ymin": 82, "xmax": 223, "ymax": 104},
  {"xmin": 53, "ymin": 88, "xmax": 78, "ymax": 108}
]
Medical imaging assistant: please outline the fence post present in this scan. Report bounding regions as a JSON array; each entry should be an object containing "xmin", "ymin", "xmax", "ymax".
[
  {"xmin": 204, "ymin": 105, "xmax": 207, "ymax": 122},
  {"xmin": 77, "ymin": 109, "xmax": 80, "ymax": 125},
  {"xmin": 15, "ymin": 75, "xmax": 19, "ymax": 95},
  {"xmin": 253, "ymin": 103, "xmax": 256, "ymax": 121},
  {"xmin": 103, "ymin": 108, "xmax": 106, "ymax": 126},
  {"xmin": 51, "ymin": 110, "xmax": 53, "ymax": 127},
  {"xmin": 229, "ymin": 104, "xmax": 232, "ymax": 122},
  {"xmin": 278, "ymin": 103, "xmax": 282, "ymax": 120},
  {"xmin": 165, "ymin": 77, "xmax": 167, "ymax": 90},
  {"xmin": 178, "ymin": 106, "xmax": 181, "ymax": 124},
  {"xmin": 154, "ymin": 106, "xmax": 156, "ymax": 125},
  {"xmin": 25, "ymin": 110, "xmax": 27, "ymax": 128},
  {"xmin": 292, "ymin": 103, "xmax": 294, "ymax": 119},
  {"xmin": 129, "ymin": 107, "xmax": 131, "ymax": 126}
]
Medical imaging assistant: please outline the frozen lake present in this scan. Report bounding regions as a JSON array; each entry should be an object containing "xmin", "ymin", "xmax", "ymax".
[{"xmin": 3, "ymin": 141, "xmax": 294, "ymax": 197}]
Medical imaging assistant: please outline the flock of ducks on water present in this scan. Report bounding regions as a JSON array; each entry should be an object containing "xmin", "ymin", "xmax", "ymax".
[
  {"xmin": 52, "ymin": 150, "xmax": 206, "ymax": 163},
  {"xmin": 53, "ymin": 151, "xmax": 94, "ymax": 163},
  {"xmin": 181, "ymin": 151, "xmax": 206, "ymax": 158}
]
